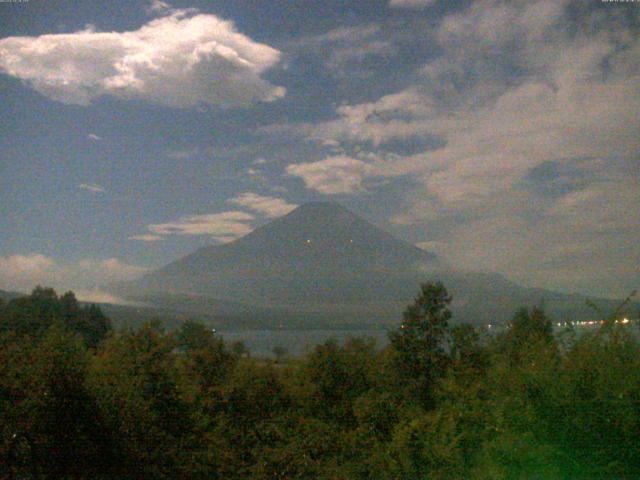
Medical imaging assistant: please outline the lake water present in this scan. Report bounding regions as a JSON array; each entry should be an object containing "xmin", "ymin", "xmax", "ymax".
[
  {"xmin": 217, "ymin": 322, "xmax": 633, "ymax": 358},
  {"xmin": 218, "ymin": 328, "xmax": 391, "ymax": 358}
]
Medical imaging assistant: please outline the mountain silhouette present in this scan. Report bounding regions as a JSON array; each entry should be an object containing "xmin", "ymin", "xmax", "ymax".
[{"xmin": 121, "ymin": 202, "xmax": 633, "ymax": 326}]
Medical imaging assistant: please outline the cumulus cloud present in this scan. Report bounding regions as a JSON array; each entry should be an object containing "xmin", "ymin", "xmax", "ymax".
[
  {"xmin": 0, "ymin": 253, "xmax": 148, "ymax": 300},
  {"xmin": 145, "ymin": 211, "xmax": 254, "ymax": 242},
  {"xmin": 0, "ymin": 9, "xmax": 285, "ymax": 108},
  {"xmin": 87, "ymin": 133, "xmax": 101, "ymax": 141},
  {"xmin": 389, "ymin": 0, "xmax": 436, "ymax": 8},
  {"xmin": 78, "ymin": 183, "xmax": 106, "ymax": 193},
  {"xmin": 286, "ymin": 155, "xmax": 376, "ymax": 195},
  {"xmin": 228, "ymin": 192, "xmax": 297, "ymax": 218}
]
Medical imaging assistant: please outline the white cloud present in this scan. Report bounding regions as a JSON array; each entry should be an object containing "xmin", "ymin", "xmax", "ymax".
[
  {"xmin": 0, "ymin": 9, "xmax": 285, "ymax": 108},
  {"xmin": 0, "ymin": 253, "xmax": 148, "ymax": 298},
  {"xmin": 0, "ymin": 254, "xmax": 55, "ymax": 282},
  {"xmin": 548, "ymin": 182, "xmax": 640, "ymax": 233},
  {"xmin": 286, "ymin": 155, "xmax": 376, "ymax": 195},
  {"xmin": 76, "ymin": 258, "xmax": 149, "ymax": 282},
  {"xmin": 264, "ymin": 0, "xmax": 640, "ymax": 296},
  {"xmin": 78, "ymin": 183, "xmax": 106, "ymax": 193},
  {"xmin": 228, "ymin": 192, "xmax": 297, "ymax": 218},
  {"xmin": 147, "ymin": 0, "xmax": 172, "ymax": 16},
  {"xmin": 147, "ymin": 211, "xmax": 254, "ymax": 242},
  {"xmin": 72, "ymin": 289, "xmax": 142, "ymax": 305},
  {"xmin": 129, "ymin": 234, "xmax": 163, "ymax": 242},
  {"xmin": 87, "ymin": 133, "xmax": 101, "ymax": 141},
  {"xmin": 389, "ymin": 0, "xmax": 436, "ymax": 8},
  {"xmin": 283, "ymin": 0, "xmax": 639, "ymax": 209},
  {"xmin": 295, "ymin": 88, "xmax": 434, "ymax": 147},
  {"xmin": 423, "ymin": 181, "xmax": 640, "ymax": 298}
]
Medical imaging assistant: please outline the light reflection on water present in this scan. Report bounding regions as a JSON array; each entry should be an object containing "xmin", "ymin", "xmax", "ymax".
[{"xmin": 218, "ymin": 321, "xmax": 638, "ymax": 358}]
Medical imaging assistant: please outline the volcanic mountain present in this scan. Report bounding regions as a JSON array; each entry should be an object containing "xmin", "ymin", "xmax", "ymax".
[{"xmin": 120, "ymin": 202, "xmax": 632, "ymax": 326}]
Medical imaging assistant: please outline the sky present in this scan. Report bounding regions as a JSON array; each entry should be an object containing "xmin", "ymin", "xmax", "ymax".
[{"xmin": 0, "ymin": 0, "xmax": 638, "ymax": 301}]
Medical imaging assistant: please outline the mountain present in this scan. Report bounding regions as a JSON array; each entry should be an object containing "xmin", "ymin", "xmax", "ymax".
[
  {"xmin": 119, "ymin": 202, "xmax": 635, "ymax": 327},
  {"xmin": 0, "ymin": 289, "xmax": 24, "ymax": 303}
]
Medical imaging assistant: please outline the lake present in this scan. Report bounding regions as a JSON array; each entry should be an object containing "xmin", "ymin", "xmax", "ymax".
[{"xmin": 218, "ymin": 328, "xmax": 391, "ymax": 358}]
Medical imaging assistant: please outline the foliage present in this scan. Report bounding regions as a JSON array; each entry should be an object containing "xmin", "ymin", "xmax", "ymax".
[
  {"xmin": 0, "ymin": 324, "xmax": 112, "ymax": 478},
  {"xmin": 0, "ymin": 284, "xmax": 638, "ymax": 478},
  {"xmin": 0, "ymin": 287, "xmax": 111, "ymax": 348},
  {"xmin": 388, "ymin": 281, "xmax": 452, "ymax": 407}
]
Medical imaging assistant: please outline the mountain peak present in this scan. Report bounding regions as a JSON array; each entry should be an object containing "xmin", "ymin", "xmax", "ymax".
[
  {"xmin": 292, "ymin": 201, "xmax": 347, "ymax": 212},
  {"xmin": 284, "ymin": 201, "xmax": 350, "ymax": 219},
  {"xmin": 136, "ymin": 201, "xmax": 439, "ymax": 302},
  {"xmin": 258, "ymin": 201, "xmax": 391, "ymax": 246}
]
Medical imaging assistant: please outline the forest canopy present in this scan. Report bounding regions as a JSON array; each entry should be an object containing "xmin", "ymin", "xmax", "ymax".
[{"xmin": 0, "ymin": 284, "xmax": 639, "ymax": 479}]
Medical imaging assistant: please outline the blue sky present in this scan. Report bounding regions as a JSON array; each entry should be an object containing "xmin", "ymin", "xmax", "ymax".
[{"xmin": 0, "ymin": 0, "xmax": 638, "ymax": 301}]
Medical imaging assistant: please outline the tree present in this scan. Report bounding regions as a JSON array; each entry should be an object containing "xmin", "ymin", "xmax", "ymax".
[
  {"xmin": 0, "ymin": 288, "xmax": 111, "ymax": 348},
  {"xmin": 214, "ymin": 362, "xmax": 291, "ymax": 478},
  {"xmin": 272, "ymin": 345, "xmax": 288, "ymax": 362},
  {"xmin": 87, "ymin": 323, "xmax": 202, "ymax": 477},
  {"xmin": 175, "ymin": 319, "xmax": 217, "ymax": 351},
  {"xmin": 0, "ymin": 324, "xmax": 114, "ymax": 478},
  {"xmin": 511, "ymin": 307, "xmax": 552, "ymax": 343},
  {"xmin": 304, "ymin": 338, "xmax": 375, "ymax": 426},
  {"xmin": 500, "ymin": 306, "xmax": 554, "ymax": 360},
  {"xmin": 449, "ymin": 324, "xmax": 488, "ymax": 376},
  {"xmin": 389, "ymin": 281, "xmax": 452, "ymax": 407},
  {"xmin": 176, "ymin": 320, "xmax": 236, "ymax": 394},
  {"xmin": 81, "ymin": 303, "xmax": 111, "ymax": 348},
  {"xmin": 232, "ymin": 340, "xmax": 249, "ymax": 358}
]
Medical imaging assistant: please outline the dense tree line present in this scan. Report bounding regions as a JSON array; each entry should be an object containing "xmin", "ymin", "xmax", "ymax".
[{"xmin": 0, "ymin": 284, "xmax": 639, "ymax": 479}]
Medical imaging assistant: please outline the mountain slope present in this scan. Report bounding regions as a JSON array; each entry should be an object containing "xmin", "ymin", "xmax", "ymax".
[
  {"xmin": 122, "ymin": 202, "xmax": 634, "ymax": 326},
  {"xmin": 132, "ymin": 202, "xmax": 440, "ymax": 305},
  {"xmin": 0, "ymin": 289, "xmax": 24, "ymax": 303}
]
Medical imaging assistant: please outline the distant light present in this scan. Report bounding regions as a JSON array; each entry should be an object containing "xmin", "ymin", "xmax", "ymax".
[
  {"xmin": 306, "ymin": 239, "xmax": 311, "ymax": 244},
  {"xmin": 622, "ymin": 318, "xmax": 629, "ymax": 324},
  {"xmin": 349, "ymin": 239, "xmax": 353, "ymax": 243}
]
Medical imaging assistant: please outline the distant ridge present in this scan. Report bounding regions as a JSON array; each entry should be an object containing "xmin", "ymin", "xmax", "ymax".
[
  {"xmin": 118, "ymin": 202, "xmax": 636, "ymax": 326},
  {"xmin": 0, "ymin": 289, "xmax": 24, "ymax": 303}
]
